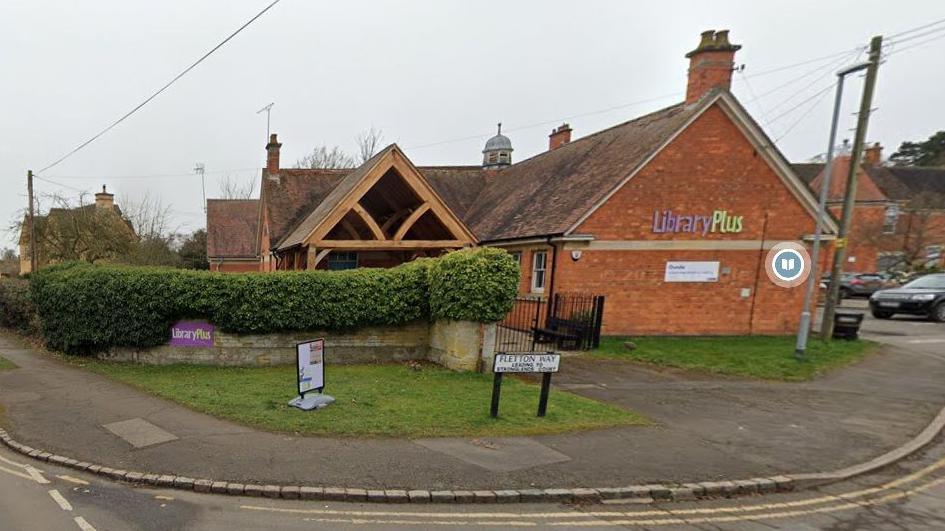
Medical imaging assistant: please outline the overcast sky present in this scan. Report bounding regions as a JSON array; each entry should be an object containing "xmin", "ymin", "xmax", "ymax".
[{"xmin": 2, "ymin": 1, "xmax": 944, "ymax": 247}]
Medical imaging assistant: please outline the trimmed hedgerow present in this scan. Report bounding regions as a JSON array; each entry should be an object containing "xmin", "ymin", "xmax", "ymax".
[
  {"xmin": 429, "ymin": 247, "xmax": 520, "ymax": 323},
  {"xmin": 30, "ymin": 248, "xmax": 519, "ymax": 354},
  {"xmin": 0, "ymin": 278, "xmax": 39, "ymax": 334}
]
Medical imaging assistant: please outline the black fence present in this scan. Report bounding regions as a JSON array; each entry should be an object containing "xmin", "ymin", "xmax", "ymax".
[{"xmin": 495, "ymin": 293, "xmax": 604, "ymax": 352}]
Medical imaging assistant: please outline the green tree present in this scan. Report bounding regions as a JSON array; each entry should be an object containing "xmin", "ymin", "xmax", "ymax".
[
  {"xmin": 178, "ymin": 230, "xmax": 209, "ymax": 270},
  {"xmin": 889, "ymin": 131, "xmax": 945, "ymax": 167}
]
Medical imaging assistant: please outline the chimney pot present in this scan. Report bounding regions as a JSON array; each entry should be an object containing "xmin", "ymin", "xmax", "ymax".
[
  {"xmin": 864, "ymin": 142, "xmax": 883, "ymax": 166},
  {"xmin": 548, "ymin": 123, "xmax": 573, "ymax": 151},
  {"xmin": 95, "ymin": 184, "xmax": 114, "ymax": 210},
  {"xmin": 685, "ymin": 29, "xmax": 742, "ymax": 105},
  {"xmin": 266, "ymin": 133, "xmax": 282, "ymax": 177}
]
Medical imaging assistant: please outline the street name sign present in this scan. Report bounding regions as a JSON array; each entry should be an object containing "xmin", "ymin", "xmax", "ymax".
[
  {"xmin": 490, "ymin": 352, "xmax": 560, "ymax": 418},
  {"xmin": 493, "ymin": 353, "xmax": 561, "ymax": 373}
]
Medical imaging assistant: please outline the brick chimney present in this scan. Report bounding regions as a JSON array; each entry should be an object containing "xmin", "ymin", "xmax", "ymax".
[
  {"xmin": 864, "ymin": 142, "xmax": 883, "ymax": 166},
  {"xmin": 266, "ymin": 133, "xmax": 282, "ymax": 176},
  {"xmin": 685, "ymin": 30, "xmax": 742, "ymax": 105},
  {"xmin": 95, "ymin": 185, "xmax": 114, "ymax": 210},
  {"xmin": 549, "ymin": 123, "xmax": 572, "ymax": 151}
]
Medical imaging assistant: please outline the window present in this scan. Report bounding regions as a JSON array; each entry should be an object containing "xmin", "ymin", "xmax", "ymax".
[
  {"xmin": 327, "ymin": 251, "xmax": 358, "ymax": 270},
  {"xmin": 927, "ymin": 245, "xmax": 943, "ymax": 268},
  {"xmin": 509, "ymin": 251, "xmax": 522, "ymax": 266},
  {"xmin": 883, "ymin": 205, "xmax": 899, "ymax": 234},
  {"xmin": 531, "ymin": 251, "xmax": 547, "ymax": 293}
]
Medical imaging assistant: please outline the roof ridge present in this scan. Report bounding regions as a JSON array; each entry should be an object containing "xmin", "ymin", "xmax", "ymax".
[{"xmin": 504, "ymin": 100, "xmax": 687, "ymax": 169}]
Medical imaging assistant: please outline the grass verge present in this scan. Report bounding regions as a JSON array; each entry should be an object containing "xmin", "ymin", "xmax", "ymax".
[
  {"xmin": 0, "ymin": 355, "xmax": 16, "ymax": 371},
  {"xmin": 71, "ymin": 360, "xmax": 645, "ymax": 438},
  {"xmin": 589, "ymin": 336, "xmax": 876, "ymax": 381}
]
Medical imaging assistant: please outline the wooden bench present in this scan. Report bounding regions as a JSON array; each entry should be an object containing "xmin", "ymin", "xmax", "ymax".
[{"xmin": 532, "ymin": 317, "xmax": 590, "ymax": 350}]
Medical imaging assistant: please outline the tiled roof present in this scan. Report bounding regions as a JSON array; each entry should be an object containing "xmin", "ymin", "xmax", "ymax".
[
  {"xmin": 206, "ymin": 199, "xmax": 260, "ymax": 257},
  {"xmin": 461, "ymin": 102, "xmax": 700, "ymax": 241},
  {"xmin": 868, "ymin": 166, "xmax": 945, "ymax": 201},
  {"xmin": 261, "ymin": 168, "xmax": 347, "ymax": 248},
  {"xmin": 277, "ymin": 146, "xmax": 394, "ymax": 249},
  {"xmin": 791, "ymin": 163, "xmax": 825, "ymax": 185},
  {"xmin": 419, "ymin": 166, "xmax": 487, "ymax": 219},
  {"xmin": 808, "ymin": 156, "xmax": 890, "ymax": 203}
]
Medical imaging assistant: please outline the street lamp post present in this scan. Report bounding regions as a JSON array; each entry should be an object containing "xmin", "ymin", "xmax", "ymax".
[{"xmin": 794, "ymin": 61, "xmax": 871, "ymax": 361}]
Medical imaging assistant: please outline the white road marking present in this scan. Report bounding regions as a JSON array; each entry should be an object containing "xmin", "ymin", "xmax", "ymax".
[
  {"xmin": 74, "ymin": 516, "xmax": 97, "ymax": 531},
  {"xmin": 0, "ymin": 463, "xmax": 35, "ymax": 481},
  {"xmin": 906, "ymin": 338, "xmax": 945, "ymax": 344},
  {"xmin": 48, "ymin": 489, "xmax": 74, "ymax": 511},
  {"xmin": 27, "ymin": 466, "xmax": 50, "ymax": 484},
  {"xmin": 57, "ymin": 475, "xmax": 90, "ymax": 486},
  {"xmin": 0, "ymin": 453, "xmax": 49, "ymax": 484}
]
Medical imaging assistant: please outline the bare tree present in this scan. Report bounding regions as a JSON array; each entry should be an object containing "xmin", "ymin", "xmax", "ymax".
[
  {"xmin": 860, "ymin": 193, "xmax": 945, "ymax": 271},
  {"xmin": 19, "ymin": 192, "xmax": 138, "ymax": 266},
  {"xmin": 120, "ymin": 193, "xmax": 182, "ymax": 267},
  {"xmin": 219, "ymin": 175, "xmax": 256, "ymax": 199},
  {"xmin": 294, "ymin": 145, "xmax": 356, "ymax": 169},
  {"xmin": 356, "ymin": 127, "xmax": 384, "ymax": 163}
]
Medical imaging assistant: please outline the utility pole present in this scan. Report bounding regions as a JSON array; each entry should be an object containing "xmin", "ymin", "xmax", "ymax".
[
  {"xmin": 194, "ymin": 163, "xmax": 206, "ymax": 213},
  {"xmin": 821, "ymin": 35, "xmax": 883, "ymax": 340},
  {"xmin": 27, "ymin": 170, "xmax": 37, "ymax": 274},
  {"xmin": 794, "ymin": 60, "xmax": 872, "ymax": 360}
]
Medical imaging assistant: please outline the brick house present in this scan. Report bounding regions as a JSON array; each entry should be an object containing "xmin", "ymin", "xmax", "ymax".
[
  {"xmin": 794, "ymin": 144, "xmax": 945, "ymax": 273},
  {"xmin": 207, "ymin": 30, "xmax": 838, "ymax": 335}
]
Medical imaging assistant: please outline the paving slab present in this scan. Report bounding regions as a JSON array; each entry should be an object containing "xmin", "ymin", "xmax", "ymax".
[
  {"xmin": 412, "ymin": 437, "xmax": 571, "ymax": 472},
  {"xmin": 102, "ymin": 418, "xmax": 178, "ymax": 448}
]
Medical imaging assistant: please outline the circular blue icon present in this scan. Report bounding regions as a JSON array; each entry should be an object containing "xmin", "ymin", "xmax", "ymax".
[{"xmin": 771, "ymin": 249, "xmax": 805, "ymax": 282}]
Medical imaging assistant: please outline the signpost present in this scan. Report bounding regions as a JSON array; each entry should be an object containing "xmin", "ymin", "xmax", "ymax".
[
  {"xmin": 491, "ymin": 352, "xmax": 561, "ymax": 418},
  {"xmin": 289, "ymin": 338, "xmax": 335, "ymax": 411}
]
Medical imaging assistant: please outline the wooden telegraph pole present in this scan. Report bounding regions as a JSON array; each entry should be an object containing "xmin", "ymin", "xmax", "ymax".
[
  {"xmin": 27, "ymin": 170, "xmax": 37, "ymax": 274},
  {"xmin": 821, "ymin": 35, "xmax": 883, "ymax": 339}
]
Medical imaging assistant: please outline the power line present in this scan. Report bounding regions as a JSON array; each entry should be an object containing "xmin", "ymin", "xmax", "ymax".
[
  {"xmin": 886, "ymin": 15, "xmax": 945, "ymax": 40},
  {"xmin": 36, "ymin": 0, "xmax": 281, "ymax": 175},
  {"xmin": 885, "ymin": 25, "xmax": 945, "ymax": 46},
  {"xmin": 774, "ymin": 83, "xmax": 835, "ymax": 143},
  {"xmin": 766, "ymin": 81, "xmax": 838, "ymax": 125},
  {"xmin": 44, "ymin": 167, "xmax": 260, "ymax": 180},
  {"xmin": 886, "ymin": 29, "xmax": 945, "ymax": 56}
]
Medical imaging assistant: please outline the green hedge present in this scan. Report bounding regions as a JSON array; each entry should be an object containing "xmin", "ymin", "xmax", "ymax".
[
  {"xmin": 0, "ymin": 278, "xmax": 39, "ymax": 334},
  {"xmin": 30, "ymin": 248, "xmax": 519, "ymax": 353},
  {"xmin": 429, "ymin": 248, "xmax": 519, "ymax": 322}
]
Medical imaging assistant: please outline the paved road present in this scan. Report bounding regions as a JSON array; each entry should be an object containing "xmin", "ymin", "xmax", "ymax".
[
  {"xmin": 4, "ymin": 432, "xmax": 945, "ymax": 530},
  {"xmin": 2, "ymin": 305, "xmax": 943, "ymax": 530}
]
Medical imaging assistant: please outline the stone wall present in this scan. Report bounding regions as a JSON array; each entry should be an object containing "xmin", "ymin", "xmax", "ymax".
[
  {"xmin": 100, "ymin": 320, "xmax": 496, "ymax": 372},
  {"xmin": 428, "ymin": 321, "xmax": 497, "ymax": 372}
]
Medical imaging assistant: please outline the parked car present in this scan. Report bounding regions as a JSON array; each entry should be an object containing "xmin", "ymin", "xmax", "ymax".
[
  {"xmin": 869, "ymin": 273, "xmax": 945, "ymax": 321},
  {"xmin": 823, "ymin": 272, "xmax": 896, "ymax": 299}
]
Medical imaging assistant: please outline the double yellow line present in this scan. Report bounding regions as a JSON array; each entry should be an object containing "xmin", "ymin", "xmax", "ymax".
[{"xmin": 239, "ymin": 455, "xmax": 945, "ymax": 527}]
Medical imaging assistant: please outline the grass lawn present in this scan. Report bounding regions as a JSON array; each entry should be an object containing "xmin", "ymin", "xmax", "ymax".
[
  {"xmin": 589, "ymin": 336, "xmax": 876, "ymax": 381},
  {"xmin": 0, "ymin": 355, "xmax": 16, "ymax": 371},
  {"xmin": 70, "ymin": 360, "xmax": 645, "ymax": 438}
]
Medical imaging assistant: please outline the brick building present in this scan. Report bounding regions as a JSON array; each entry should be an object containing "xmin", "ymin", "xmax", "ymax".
[
  {"xmin": 794, "ymin": 144, "xmax": 945, "ymax": 273},
  {"xmin": 207, "ymin": 30, "xmax": 838, "ymax": 335}
]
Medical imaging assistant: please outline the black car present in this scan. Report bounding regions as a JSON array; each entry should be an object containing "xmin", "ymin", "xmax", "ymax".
[{"xmin": 869, "ymin": 273, "xmax": 945, "ymax": 321}]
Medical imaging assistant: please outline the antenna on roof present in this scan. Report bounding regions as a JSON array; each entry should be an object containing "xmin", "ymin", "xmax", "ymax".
[{"xmin": 257, "ymin": 102, "xmax": 275, "ymax": 139}]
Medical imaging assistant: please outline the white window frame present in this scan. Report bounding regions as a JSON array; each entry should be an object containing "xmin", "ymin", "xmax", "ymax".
[
  {"xmin": 883, "ymin": 204, "xmax": 899, "ymax": 234},
  {"xmin": 531, "ymin": 251, "xmax": 547, "ymax": 293}
]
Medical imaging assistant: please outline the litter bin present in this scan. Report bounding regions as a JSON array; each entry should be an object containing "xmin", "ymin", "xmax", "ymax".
[{"xmin": 833, "ymin": 311, "xmax": 865, "ymax": 340}]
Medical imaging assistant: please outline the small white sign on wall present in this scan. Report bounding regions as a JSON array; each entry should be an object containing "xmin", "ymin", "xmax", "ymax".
[{"xmin": 664, "ymin": 261, "xmax": 720, "ymax": 283}]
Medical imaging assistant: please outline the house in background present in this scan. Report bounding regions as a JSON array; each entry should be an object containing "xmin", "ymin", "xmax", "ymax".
[
  {"xmin": 18, "ymin": 186, "xmax": 136, "ymax": 275},
  {"xmin": 207, "ymin": 30, "xmax": 837, "ymax": 336},
  {"xmin": 207, "ymin": 199, "xmax": 261, "ymax": 272},
  {"xmin": 794, "ymin": 143, "xmax": 945, "ymax": 273}
]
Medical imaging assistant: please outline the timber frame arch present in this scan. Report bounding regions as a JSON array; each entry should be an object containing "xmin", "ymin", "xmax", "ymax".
[{"xmin": 276, "ymin": 145, "xmax": 477, "ymax": 269}]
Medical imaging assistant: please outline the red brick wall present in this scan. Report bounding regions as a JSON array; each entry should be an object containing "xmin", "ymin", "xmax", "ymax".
[
  {"xmin": 562, "ymin": 104, "xmax": 821, "ymax": 335},
  {"xmin": 211, "ymin": 261, "xmax": 260, "ymax": 273}
]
